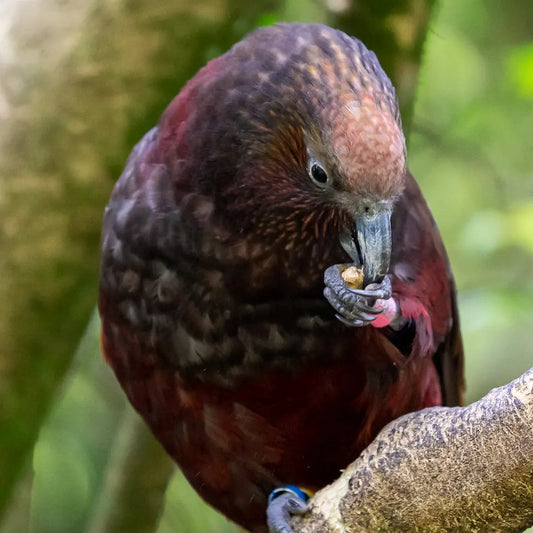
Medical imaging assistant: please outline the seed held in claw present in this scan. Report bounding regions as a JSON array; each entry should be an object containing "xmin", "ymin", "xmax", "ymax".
[{"xmin": 341, "ymin": 266, "xmax": 364, "ymax": 290}]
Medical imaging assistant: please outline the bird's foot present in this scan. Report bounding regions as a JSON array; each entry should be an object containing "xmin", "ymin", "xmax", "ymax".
[
  {"xmin": 267, "ymin": 485, "xmax": 310, "ymax": 533},
  {"xmin": 324, "ymin": 265, "xmax": 403, "ymax": 328}
]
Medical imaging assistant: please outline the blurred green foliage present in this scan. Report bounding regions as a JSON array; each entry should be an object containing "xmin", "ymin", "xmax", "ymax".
[
  {"xmin": 410, "ymin": 0, "xmax": 533, "ymax": 403},
  {"xmin": 0, "ymin": 1, "xmax": 531, "ymax": 532}
]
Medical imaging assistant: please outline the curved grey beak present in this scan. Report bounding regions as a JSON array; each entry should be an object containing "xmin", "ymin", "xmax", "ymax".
[{"xmin": 339, "ymin": 209, "xmax": 392, "ymax": 286}]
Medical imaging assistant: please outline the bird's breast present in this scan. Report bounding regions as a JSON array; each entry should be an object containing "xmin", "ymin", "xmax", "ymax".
[{"xmin": 148, "ymin": 283, "xmax": 346, "ymax": 386}]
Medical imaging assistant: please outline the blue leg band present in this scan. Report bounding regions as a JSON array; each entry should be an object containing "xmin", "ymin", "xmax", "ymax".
[{"xmin": 268, "ymin": 485, "xmax": 311, "ymax": 504}]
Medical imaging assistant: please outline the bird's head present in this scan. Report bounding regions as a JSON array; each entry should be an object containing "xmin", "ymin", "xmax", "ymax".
[
  {"xmin": 166, "ymin": 23, "xmax": 406, "ymax": 287},
  {"xmin": 306, "ymin": 87, "xmax": 406, "ymax": 286}
]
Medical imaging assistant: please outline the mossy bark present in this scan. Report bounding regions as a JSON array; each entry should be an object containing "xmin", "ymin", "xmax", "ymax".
[{"xmin": 293, "ymin": 368, "xmax": 533, "ymax": 532}]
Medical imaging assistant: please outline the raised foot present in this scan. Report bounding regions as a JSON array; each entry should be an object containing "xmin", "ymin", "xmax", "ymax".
[
  {"xmin": 267, "ymin": 486, "xmax": 310, "ymax": 533},
  {"xmin": 324, "ymin": 264, "xmax": 394, "ymax": 327}
]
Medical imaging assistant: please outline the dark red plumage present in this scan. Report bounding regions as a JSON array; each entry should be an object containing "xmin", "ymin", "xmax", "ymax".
[{"xmin": 99, "ymin": 23, "xmax": 464, "ymax": 532}]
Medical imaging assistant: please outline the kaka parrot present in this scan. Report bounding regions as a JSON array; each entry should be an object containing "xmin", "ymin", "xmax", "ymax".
[{"xmin": 99, "ymin": 23, "xmax": 464, "ymax": 533}]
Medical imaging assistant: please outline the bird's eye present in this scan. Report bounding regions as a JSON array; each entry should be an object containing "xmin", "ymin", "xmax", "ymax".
[{"xmin": 308, "ymin": 161, "xmax": 329, "ymax": 187}]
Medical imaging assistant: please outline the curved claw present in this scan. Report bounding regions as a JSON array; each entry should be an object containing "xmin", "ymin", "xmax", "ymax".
[
  {"xmin": 352, "ymin": 301, "xmax": 384, "ymax": 315},
  {"xmin": 347, "ymin": 276, "xmax": 392, "ymax": 300},
  {"xmin": 324, "ymin": 288, "xmax": 376, "ymax": 327},
  {"xmin": 323, "ymin": 265, "xmax": 393, "ymax": 328},
  {"xmin": 324, "ymin": 265, "xmax": 392, "ymax": 300},
  {"xmin": 323, "ymin": 288, "xmax": 369, "ymax": 321},
  {"xmin": 267, "ymin": 491, "xmax": 308, "ymax": 533},
  {"xmin": 335, "ymin": 314, "xmax": 365, "ymax": 328},
  {"xmin": 337, "ymin": 302, "xmax": 377, "ymax": 323}
]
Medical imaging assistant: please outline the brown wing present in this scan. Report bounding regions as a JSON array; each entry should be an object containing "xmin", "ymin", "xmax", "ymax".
[
  {"xmin": 436, "ymin": 285, "xmax": 465, "ymax": 406},
  {"xmin": 391, "ymin": 171, "xmax": 465, "ymax": 406}
]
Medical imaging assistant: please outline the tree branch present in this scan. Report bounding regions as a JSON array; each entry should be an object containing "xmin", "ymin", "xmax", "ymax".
[{"xmin": 292, "ymin": 367, "xmax": 533, "ymax": 532}]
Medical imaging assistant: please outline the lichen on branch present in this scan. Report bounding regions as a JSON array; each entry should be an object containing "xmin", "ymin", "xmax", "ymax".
[{"xmin": 293, "ymin": 367, "xmax": 533, "ymax": 532}]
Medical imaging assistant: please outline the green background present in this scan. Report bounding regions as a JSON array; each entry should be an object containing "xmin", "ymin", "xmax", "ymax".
[{"xmin": 0, "ymin": 1, "xmax": 531, "ymax": 531}]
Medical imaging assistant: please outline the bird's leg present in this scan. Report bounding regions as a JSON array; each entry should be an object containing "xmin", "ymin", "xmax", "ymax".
[
  {"xmin": 266, "ymin": 486, "xmax": 310, "ymax": 533},
  {"xmin": 323, "ymin": 264, "xmax": 406, "ymax": 329}
]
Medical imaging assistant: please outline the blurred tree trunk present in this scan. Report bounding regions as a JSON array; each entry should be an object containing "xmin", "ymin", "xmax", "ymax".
[
  {"xmin": 0, "ymin": 0, "xmax": 436, "ymax": 529},
  {"xmin": 0, "ymin": 0, "xmax": 282, "ymax": 523}
]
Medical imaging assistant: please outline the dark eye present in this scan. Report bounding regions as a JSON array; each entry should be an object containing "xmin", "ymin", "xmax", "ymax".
[{"xmin": 309, "ymin": 162, "xmax": 329, "ymax": 186}]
